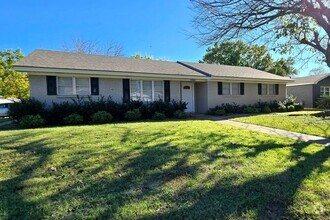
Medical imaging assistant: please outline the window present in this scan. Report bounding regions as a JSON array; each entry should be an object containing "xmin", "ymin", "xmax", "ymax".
[
  {"xmin": 268, "ymin": 84, "xmax": 275, "ymax": 95},
  {"xmin": 321, "ymin": 86, "xmax": 330, "ymax": 97},
  {"xmin": 57, "ymin": 77, "xmax": 90, "ymax": 95},
  {"xmin": 131, "ymin": 80, "xmax": 141, "ymax": 101},
  {"xmin": 231, "ymin": 83, "xmax": 239, "ymax": 95},
  {"xmin": 143, "ymin": 80, "xmax": 152, "ymax": 102},
  {"xmin": 222, "ymin": 83, "xmax": 230, "ymax": 95},
  {"xmin": 262, "ymin": 84, "xmax": 268, "ymax": 95},
  {"xmin": 58, "ymin": 77, "xmax": 73, "ymax": 95},
  {"xmin": 76, "ymin": 78, "xmax": 90, "ymax": 95},
  {"xmin": 222, "ymin": 82, "xmax": 240, "ymax": 95},
  {"xmin": 130, "ymin": 80, "xmax": 164, "ymax": 101},
  {"xmin": 260, "ymin": 84, "xmax": 277, "ymax": 95},
  {"xmin": 154, "ymin": 81, "xmax": 164, "ymax": 100}
]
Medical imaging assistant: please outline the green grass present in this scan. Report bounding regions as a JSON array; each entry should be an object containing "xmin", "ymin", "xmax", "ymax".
[
  {"xmin": 0, "ymin": 121, "xmax": 329, "ymax": 219},
  {"xmin": 233, "ymin": 112, "xmax": 330, "ymax": 138}
]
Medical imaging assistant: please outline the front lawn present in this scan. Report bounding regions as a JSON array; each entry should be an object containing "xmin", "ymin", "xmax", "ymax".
[
  {"xmin": 233, "ymin": 112, "xmax": 330, "ymax": 138},
  {"xmin": 0, "ymin": 121, "xmax": 329, "ymax": 219}
]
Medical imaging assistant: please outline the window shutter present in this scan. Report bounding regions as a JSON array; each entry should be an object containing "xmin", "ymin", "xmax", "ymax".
[
  {"xmin": 164, "ymin": 80, "xmax": 170, "ymax": 102},
  {"xmin": 240, "ymin": 83, "xmax": 244, "ymax": 95},
  {"xmin": 218, "ymin": 82, "xmax": 223, "ymax": 95},
  {"xmin": 91, "ymin": 78, "xmax": 99, "ymax": 95},
  {"xmin": 258, "ymin": 83, "xmax": 262, "ymax": 95},
  {"xmin": 275, "ymin": 84, "xmax": 279, "ymax": 95},
  {"xmin": 123, "ymin": 79, "xmax": 130, "ymax": 103},
  {"xmin": 47, "ymin": 76, "xmax": 57, "ymax": 95}
]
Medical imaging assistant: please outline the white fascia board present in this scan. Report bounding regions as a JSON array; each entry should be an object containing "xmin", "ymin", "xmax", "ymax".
[
  {"xmin": 15, "ymin": 66, "xmax": 208, "ymax": 80},
  {"xmin": 287, "ymin": 83, "xmax": 314, "ymax": 87},
  {"xmin": 208, "ymin": 76, "xmax": 293, "ymax": 84}
]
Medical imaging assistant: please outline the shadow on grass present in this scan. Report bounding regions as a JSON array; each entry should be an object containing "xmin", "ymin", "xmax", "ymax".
[{"xmin": 0, "ymin": 123, "xmax": 329, "ymax": 219}]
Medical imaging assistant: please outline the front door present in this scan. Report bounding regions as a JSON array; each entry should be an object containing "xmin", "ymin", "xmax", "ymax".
[{"xmin": 181, "ymin": 82, "xmax": 194, "ymax": 112}]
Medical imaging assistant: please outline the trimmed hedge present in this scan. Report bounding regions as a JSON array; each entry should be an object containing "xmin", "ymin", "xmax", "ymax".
[
  {"xmin": 9, "ymin": 97, "xmax": 187, "ymax": 127},
  {"xmin": 19, "ymin": 115, "xmax": 44, "ymax": 128},
  {"xmin": 208, "ymin": 97, "xmax": 304, "ymax": 116}
]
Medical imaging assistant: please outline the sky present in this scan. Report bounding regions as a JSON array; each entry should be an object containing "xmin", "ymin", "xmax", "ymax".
[{"xmin": 0, "ymin": 0, "xmax": 325, "ymax": 76}]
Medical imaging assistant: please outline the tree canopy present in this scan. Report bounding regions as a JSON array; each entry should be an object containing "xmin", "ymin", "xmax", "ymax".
[
  {"xmin": 131, "ymin": 53, "xmax": 153, "ymax": 60},
  {"xmin": 201, "ymin": 41, "xmax": 298, "ymax": 76},
  {"xmin": 0, "ymin": 49, "xmax": 29, "ymax": 99},
  {"xmin": 190, "ymin": 0, "xmax": 330, "ymax": 68}
]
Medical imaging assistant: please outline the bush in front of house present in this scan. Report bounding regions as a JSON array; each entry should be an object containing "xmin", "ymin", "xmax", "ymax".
[
  {"xmin": 261, "ymin": 106, "xmax": 272, "ymax": 114},
  {"xmin": 207, "ymin": 98, "xmax": 304, "ymax": 116},
  {"xmin": 10, "ymin": 97, "xmax": 187, "ymax": 127},
  {"xmin": 63, "ymin": 114, "xmax": 84, "ymax": 125},
  {"xmin": 125, "ymin": 109, "xmax": 142, "ymax": 121},
  {"xmin": 242, "ymin": 106, "xmax": 259, "ymax": 114},
  {"xmin": 278, "ymin": 95, "xmax": 304, "ymax": 112},
  {"xmin": 173, "ymin": 110, "xmax": 187, "ymax": 119},
  {"xmin": 287, "ymin": 105, "xmax": 295, "ymax": 112},
  {"xmin": 9, "ymin": 98, "xmax": 45, "ymax": 121},
  {"xmin": 92, "ymin": 111, "xmax": 113, "ymax": 124},
  {"xmin": 19, "ymin": 115, "xmax": 45, "ymax": 128},
  {"xmin": 152, "ymin": 112, "xmax": 166, "ymax": 121},
  {"xmin": 316, "ymin": 97, "xmax": 330, "ymax": 109}
]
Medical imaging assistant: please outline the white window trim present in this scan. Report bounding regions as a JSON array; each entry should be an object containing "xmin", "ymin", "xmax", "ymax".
[
  {"xmin": 57, "ymin": 76, "xmax": 91, "ymax": 96},
  {"xmin": 321, "ymin": 86, "xmax": 330, "ymax": 97},
  {"xmin": 130, "ymin": 80, "xmax": 164, "ymax": 101},
  {"xmin": 223, "ymin": 82, "xmax": 240, "ymax": 95}
]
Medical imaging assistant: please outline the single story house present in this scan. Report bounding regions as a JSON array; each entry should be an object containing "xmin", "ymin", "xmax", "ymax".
[
  {"xmin": 287, "ymin": 74, "xmax": 330, "ymax": 108},
  {"xmin": 14, "ymin": 50, "xmax": 292, "ymax": 113}
]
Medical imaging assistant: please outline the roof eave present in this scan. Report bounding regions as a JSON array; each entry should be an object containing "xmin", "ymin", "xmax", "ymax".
[{"xmin": 14, "ymin": 65, "xmax": 208, "ymax": 80}]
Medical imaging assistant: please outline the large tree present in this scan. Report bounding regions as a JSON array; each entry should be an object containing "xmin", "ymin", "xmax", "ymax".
[
  {"xmin": 62, "ymin": 37, "xmax": 124, "ymax": 56},
  {"xmin": 201, "ymin": 41, "xmax": 298, "ymax": 76},
  {"xmin": 190, "ymin": 0, "xmax": 330, "ymax": 68},
  {"xmin": 0, "ymin": 49, "xmax": 29, "ymax": 99}
]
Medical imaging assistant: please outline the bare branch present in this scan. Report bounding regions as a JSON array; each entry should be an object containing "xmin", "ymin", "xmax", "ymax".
[{"xmin": 61, "ymin": 37, "xmax": 124, "ymax": 56}]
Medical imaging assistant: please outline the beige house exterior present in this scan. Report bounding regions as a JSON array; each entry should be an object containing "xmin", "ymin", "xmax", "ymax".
[{"xmin": 15, "ymin": 50, "xmax": 292, "ymax": 113}]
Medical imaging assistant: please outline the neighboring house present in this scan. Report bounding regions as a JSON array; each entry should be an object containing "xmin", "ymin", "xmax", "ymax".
[
  {"xmin": 287, "ymin": 74, "xmax": 330, "ymax": 108},
  {"xmin": 14, "ymin": 50, "xmax": 292, "ymax": 113}
]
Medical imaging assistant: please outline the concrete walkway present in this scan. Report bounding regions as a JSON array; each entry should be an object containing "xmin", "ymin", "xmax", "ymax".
[{"xmin": 193, "ymin": 114, "xmax": 330, "ymax": 146}]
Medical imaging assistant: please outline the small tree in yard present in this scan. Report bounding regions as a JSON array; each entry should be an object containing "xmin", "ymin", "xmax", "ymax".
[{"xmin": 0, "ymin": 49, "xmax": 29, "ymax": 99}]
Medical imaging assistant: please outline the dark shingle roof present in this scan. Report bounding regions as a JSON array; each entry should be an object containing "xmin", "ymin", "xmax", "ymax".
[
  {"xmin": 15, "ymin": 49, "xmax": 292, "ymax": 82},
  {"xmin": 180, "ymin": 62, "xmax": 291, "ymax": 81},
  {"xmin": 15, "ymin": 49, "xmax": 203, "ymax": 77},
  {"xmin": 288, "ymin": 74, "xmax": 330, "ymax": 86}
]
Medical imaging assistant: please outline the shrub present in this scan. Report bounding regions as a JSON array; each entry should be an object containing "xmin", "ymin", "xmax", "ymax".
[
  {"xmin": 63, "ymin": 114, "xmax": 84, "ymax": 125},
  {"xmin": 125, "ymin": 109, "xmax": 141, "ymax": 121},
  {"xmin": 294, "ymin": 104, "xmax": 304, "ymax": 111},
  {"xmin": 215, "ymin": 109, "xmax": 226, "ymax": 116},
  {"xmin": 19, "ymin": 115, "xmax": 44, "ymax": 128},
  {"xmin": 92, "ymin": 111, "xmax": 113, "ymax": 124},
  {"xmin": 243, "ymin": 107, "xmax": 259, "ymax": 114},
  {"xmin": 316, "ymin": 97, "xmax": 330, "ymax": 109},
  {"xmin": 278, "ymin": 104, "xmax": 287, "ymax": 112},
  {"xmin": 173, "ymin": 110, "xmax": 186, "ymax": 119},
  {"xmin": 261, "ymin": 106, "xmax": 272, "ymax": 114},
  {"xmin": 9, "ymin": 98, "xmax": 45, "ymax": 121},
  {"xmin": 152, "ymin": 112, "xmax": 166, "ymax": 121},
  {"xmin": 287, "ymin": 105, "xmax": 295, "ymax": 112}
]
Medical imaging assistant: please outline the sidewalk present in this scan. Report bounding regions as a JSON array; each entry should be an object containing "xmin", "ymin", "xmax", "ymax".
[{"xmin": 193, "ymin": 114, "xmax": 330, "ymax": 146}]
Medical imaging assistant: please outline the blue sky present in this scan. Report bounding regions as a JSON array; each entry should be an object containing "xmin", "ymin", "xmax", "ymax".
[{"xmin": 0, "ymin": 0, "xmax": 324, "ymax": 76}]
